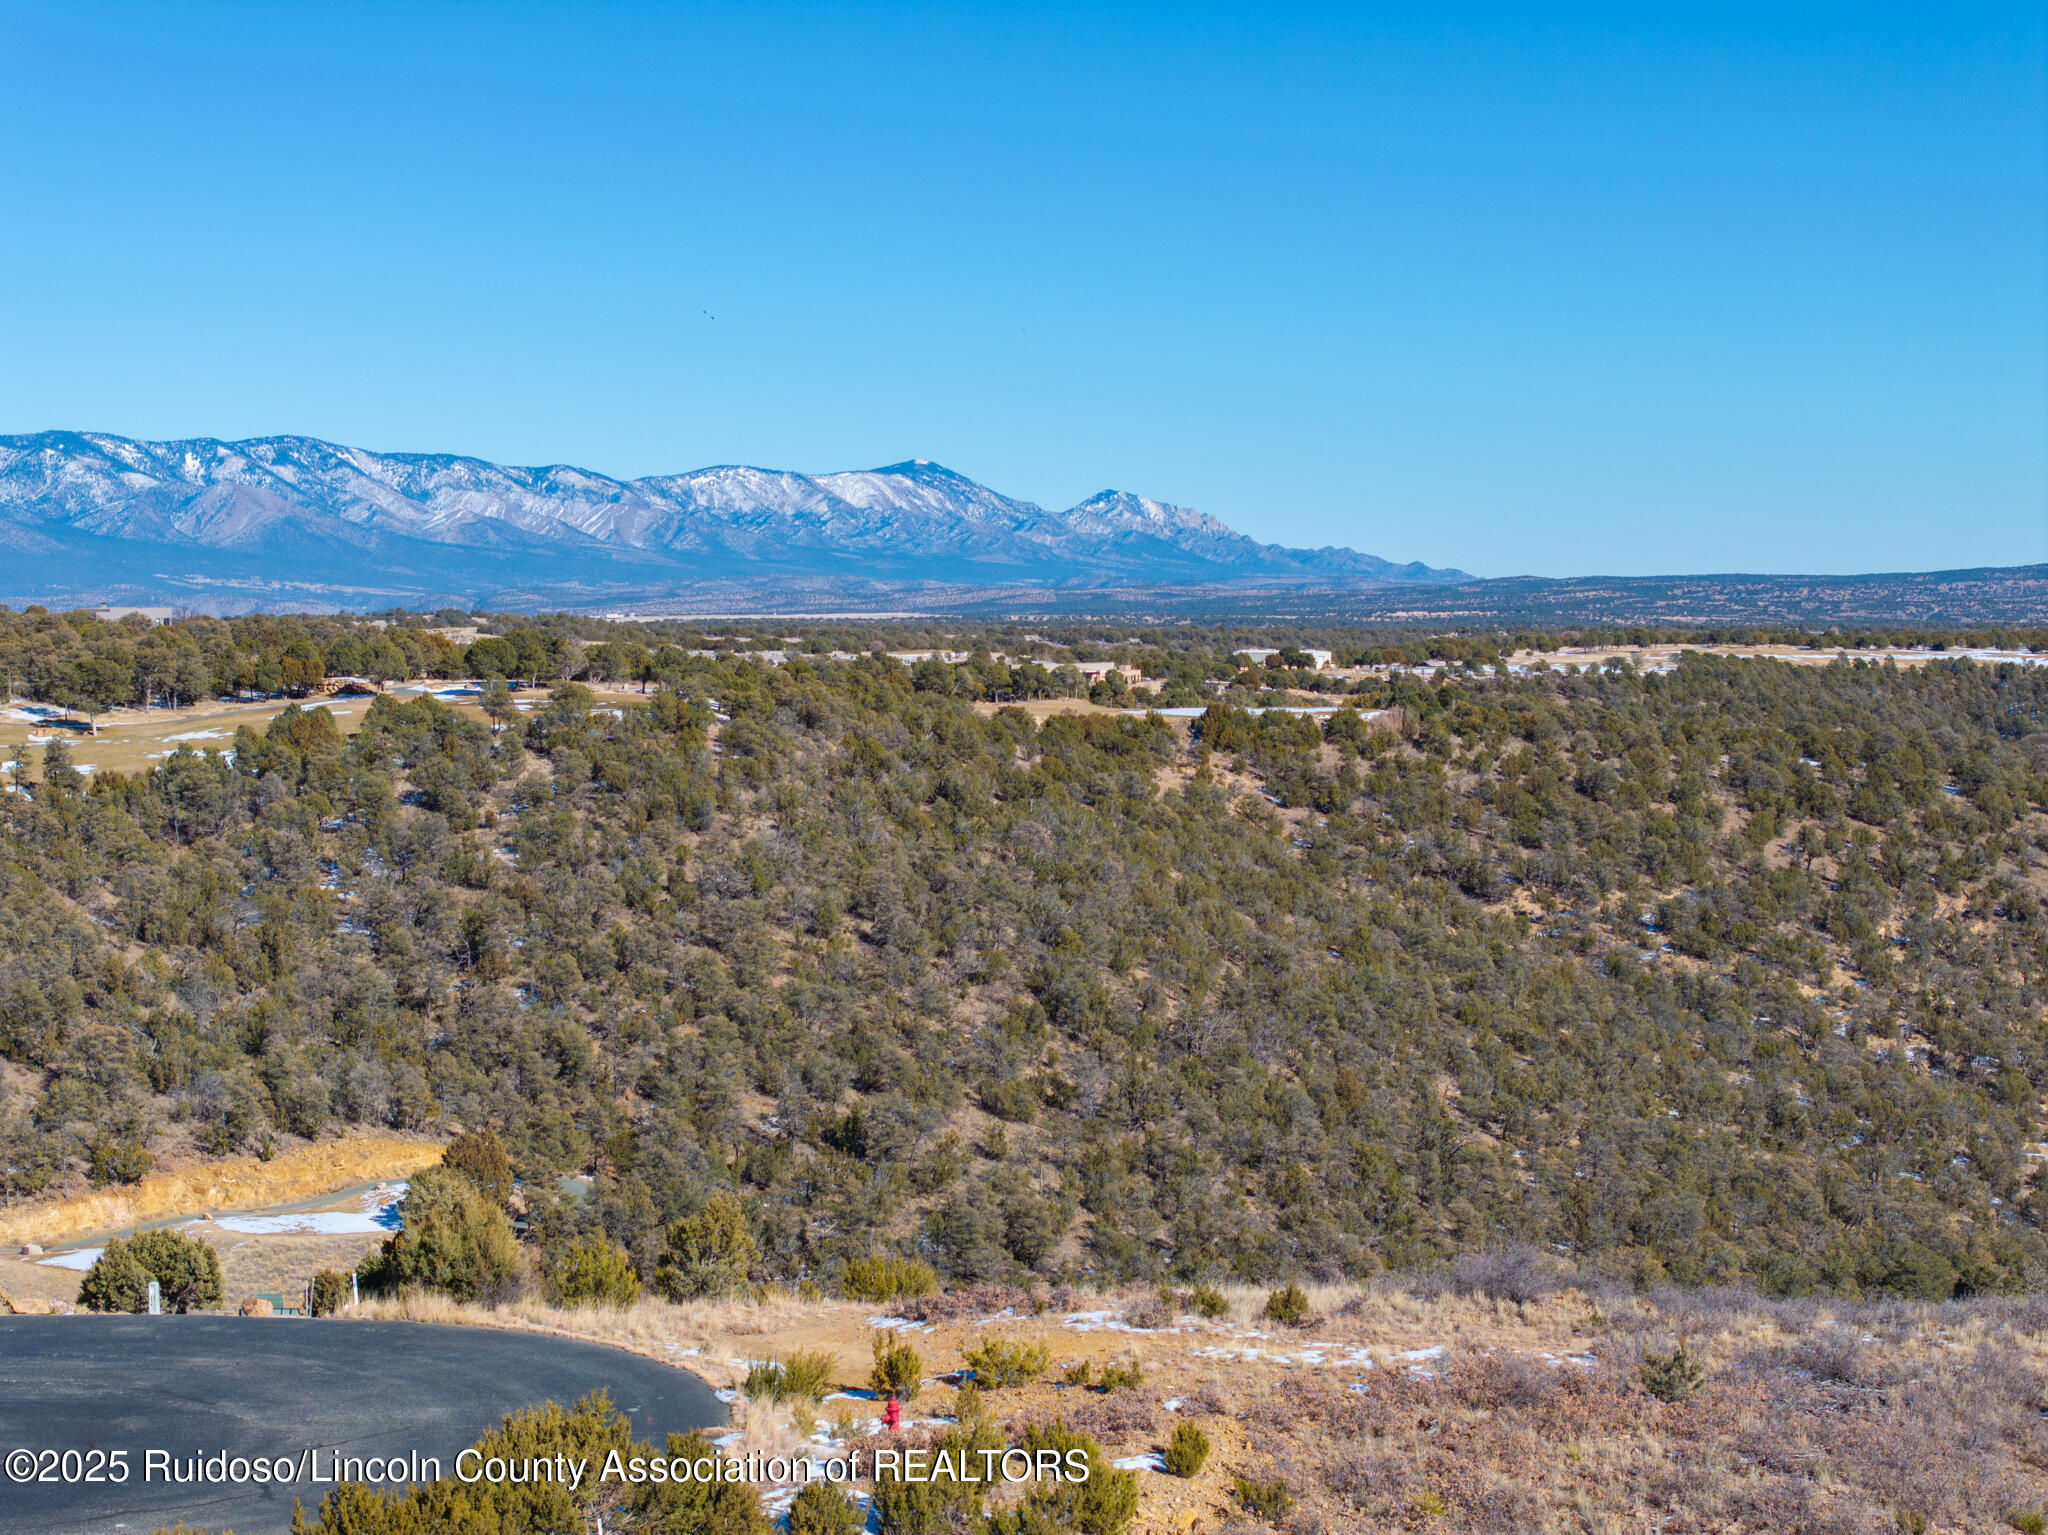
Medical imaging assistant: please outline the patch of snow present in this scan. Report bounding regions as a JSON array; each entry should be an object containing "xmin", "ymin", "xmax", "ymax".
[
  {"xmin": 1113, "ymin": 1453, "xmax": 1167, "ymax": 1472},
  {"xmin": 212, "ymin": 1182, "xmax": 406, "ymax": 1235},
  {"xmin": 38, "ymin": 1247, "xmax": 102, "ymax": 1271}
]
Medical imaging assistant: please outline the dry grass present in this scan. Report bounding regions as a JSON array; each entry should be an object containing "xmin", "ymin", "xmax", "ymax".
[
  {"xmin": 339, "ymin": 1281, "xmax": 2048, "ymax": 1535},
  {"xmin": 0, "ymin": 1133, "xmax": 442, "ymax": 1249}
]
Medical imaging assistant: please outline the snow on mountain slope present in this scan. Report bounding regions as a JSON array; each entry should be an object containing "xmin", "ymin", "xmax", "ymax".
[{"xmin": 0, "ymin": 431, "xmax": 1467, "ymax": 594}]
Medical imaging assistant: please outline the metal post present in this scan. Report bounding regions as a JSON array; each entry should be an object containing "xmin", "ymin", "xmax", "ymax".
[
  {"xmin": 351, "ymin": 1270, "xmax": 359, "ymax": 1309},
  {"xmin": 145, "ymin": 1279, "xmax": 161, "ymax": 1316}
]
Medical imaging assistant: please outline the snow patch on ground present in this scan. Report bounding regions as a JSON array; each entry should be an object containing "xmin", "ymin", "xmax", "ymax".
[
  {"xmin": 1061, "ymin": 1309, "xmax": 1186, "ymax": 1334},
  {"xmin": 1113, "ymin": 1452, "xmax": 1167, "ymax": 1472},
  {"xmin": 211, "ymin": 1183, "xmax": 406, "ymax": 1235},
  {"xmin": 37, "ymin": 1247, "xmax": 103, "ymax": 1271}
]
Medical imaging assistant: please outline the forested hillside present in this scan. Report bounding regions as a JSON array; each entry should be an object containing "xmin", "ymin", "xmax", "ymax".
[{"xmin": 3, "ymin": 619, "xmax": 2045, "ymax": 1301}]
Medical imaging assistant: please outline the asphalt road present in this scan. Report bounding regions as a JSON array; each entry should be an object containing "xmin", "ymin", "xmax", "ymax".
[{"xmin": 0, "ymin": 1316, "xmax": 726, "ymax": 1535}]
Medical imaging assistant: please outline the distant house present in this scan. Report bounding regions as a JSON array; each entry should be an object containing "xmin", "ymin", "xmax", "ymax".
[{"xmin": 93, "ymin": 605, "xmax": 175, "ymax": 626}]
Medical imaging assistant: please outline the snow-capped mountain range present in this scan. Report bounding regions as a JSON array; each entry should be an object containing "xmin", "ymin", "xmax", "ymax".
[{"xmin": 0, "ymin": 431, "xmax": 1465, "ymax": 611}]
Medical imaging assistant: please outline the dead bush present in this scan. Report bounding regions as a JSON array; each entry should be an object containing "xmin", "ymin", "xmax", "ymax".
[
  {"xmin": 1062, "ymin": 1391, "xmax": 1158, "ymax": 1443},
  {"xmin": 895, "ymin": 1283, "xmax": 1033, "ymax": 1322},
  {"xmin": 1122, "ymin": 1298, "xmax": 1171, "ymax": 1330},
  {"xmin": 1437, "ymin": 1244, "xmax": 1566, "ymax": 1304}
]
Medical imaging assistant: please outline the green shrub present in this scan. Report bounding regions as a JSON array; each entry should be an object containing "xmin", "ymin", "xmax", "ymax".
[
  {"xmin": 290, "ymin": 1394, "xmax": 770, "ymax": 1535},
  {"xmin": 2006, "ymin": 1512, "xmax": 2045, "ymax": 1535},
  {"xmin": 745, "ymin": 1349, "xmax": 835, "ymax": 1404},
  {"xmin": 787, "ymin": 1481, "xmax": 864, "ymax": 1535},
  {"xmin": 781, "ymin": 1348, "xmax": 836, "ymax": 1402},
  {"xmin": 309, "ymin": 1268, "xmax": 350, "ymax": 1317},
  {"xmin": 440, "ymin": 1126, "xmax": 514, "ymax": 1208},
  {"xmin": 1640, "ymin": 1341, "xmax": 1706, "ymax": 1404},
  {"xmin": 869, "ymin": 1331, "xmax": 923, "ymax": 1402},
  {"xmin": 85, "ymin": 1133, "xmax": 152, "ymax": 1188},
  {"xmin": 1061, "ymin": 1359, "xmax": 1093, "ymax": 1387},
  {"xmin": 78, "ymin": 1229, "xmax": 222, "ymax": 1313},
  {"xmin": 960, "ymin": 1336, "xmax": 1048, "ymax": 1390},
  {"xmin": 953, "ymin": 1378, "xmax": 985, "ymax": 1423},
  {"xmin": 978, "ymin": 1074, "xmax": 1039, "ymax": 1123},
  {"xmin": 545, "ymin": 1236, "xmax": 641, "ymax": 1307},
  {"xmin": 1233, "ymin": 1475, "xmax": 1295, "ymax": 1519},
  {"xmin": 872, "ymin": 1419, "xmax": 1005, "ymax": 1534},
  {"xmin": 655, "ymin": 1194, "xmax": 757, "ymax": 1300},
  {"xmin": 840, "ymin": 1252, "xmax": 937, "ymax": 1303},
  {"xmin": 1262, "ymin": 1282, "xmax": 1309, "ymax": 1326},
  {"xmin": 744, "ymin": 1360, "xmax": 790, "ymax": 1402},
  {"xmin": 1096, "ymin": 1356, "xmax": 1144, "ymax": 1392},
  {"xmin": 986, "ymin": 1422, "xmax": 1138, "ymax": 1535},
  {"xmin": 1191, "ymin": 1283, "xmax": 1229, "ymax": 1320},
  {"xmin": 359, "ymin": 1166, "xmax": 521, "ymax": 1302},
  {"xmin": 1163, "ymin": 1421, "xmax": 1210, "ymax": 1477}
]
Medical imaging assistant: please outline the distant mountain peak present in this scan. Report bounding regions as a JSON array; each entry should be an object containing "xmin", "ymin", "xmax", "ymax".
[
  {"xmin": 1067, "ymin": 489, "xmax": 1235, "ymax": 540},
  {"xmin": 0, "ymin": 430, "xmax": 1467, "ymax": 610}
]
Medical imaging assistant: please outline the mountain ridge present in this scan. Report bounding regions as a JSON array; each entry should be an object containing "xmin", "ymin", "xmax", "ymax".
[{"xmin": 0, "ymin": 430, "xmax": 1465, "ymax": 610}]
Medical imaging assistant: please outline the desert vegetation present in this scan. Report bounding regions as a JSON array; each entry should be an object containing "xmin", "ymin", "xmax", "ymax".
[
  {"xmin": 4, "ymin": 607, "xmax": 2045, "ymax": 1530},
  {"xmin": 1, "ymin": 619, "xmax": 2038, "ymax": 1307},
  {"xmin": 302, "ymin": 1259, "xmax": 2048, "ymax": 1535}
]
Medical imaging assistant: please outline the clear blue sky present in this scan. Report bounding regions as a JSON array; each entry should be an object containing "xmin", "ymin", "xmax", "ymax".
[{"xmin": 1, "ymin": 2, "xmax": 2041, "ymax": 578}]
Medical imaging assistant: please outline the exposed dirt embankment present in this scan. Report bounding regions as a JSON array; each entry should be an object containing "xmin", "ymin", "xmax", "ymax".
[{"xmin": 0, "ymin": 1135, "xmax": 443, "ymax": 1249}]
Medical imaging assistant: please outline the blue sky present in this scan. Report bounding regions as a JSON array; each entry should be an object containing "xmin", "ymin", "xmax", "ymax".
[{"xmin": 1, "ymin": 2, "xmax": 2041, "ymax": 578}]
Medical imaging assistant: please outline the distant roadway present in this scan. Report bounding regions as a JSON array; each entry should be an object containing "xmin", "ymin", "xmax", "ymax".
[{"xmin": 0, "ymin": 1316, "xmax": 725, "ymax": 1535}]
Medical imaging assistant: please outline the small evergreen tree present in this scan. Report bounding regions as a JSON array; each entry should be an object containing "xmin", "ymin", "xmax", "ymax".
[
  {"xmin": 441, "ymin": 1127, "xmax": 514, "ymax": 1208},
  {"xmin": 1641, "ymin": 1341, "xmax": 1707, "ymax": 1403},
  {"xmin": 868, "ymin": 1331, "xmax": 923, "ymax": 1402},
  {"xmin": 78, "ymin": 1229, "xmax": 222, "ymax": 1314},
  {"xmin": 655, "ymin": 1194, "xmax": 757, "ymax": 1299},
  {"xmin": 985, "ymin": 1423, "xmax": 1138, "ymax": 1535},
  {"xmin": 1163, "ymin": 1421, "xmax": 1210, "ymax": 1477},
  {"xmin": 1262, "ymin": 1282, "xmax": 1309, "ymax": 1326},
  {"xmin": 309, "ymin": 1268, "xmax": 350, "ymax": 1317},
  {"xmin": 959, "ymin": 1337, "xmax": 1048, "ymax": 1390},
  {"xmin": 359, "ymin": 1166, "xmax": 521, "ymax": 1301},
  {"xmin": 787, "ymin": 1481, "xmax": 864, "ymax": 1535},
  {"xmin": 545, "ymin": 1236, "xmax": 641, "ymax": 1308},
  {"xmin": 1190, "ymin": 1283, "xmax": 1229, "ymax": 1319}
]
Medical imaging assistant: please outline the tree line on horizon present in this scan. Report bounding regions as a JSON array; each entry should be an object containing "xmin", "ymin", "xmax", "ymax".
[{"xmin": 3, "ymin": 603, "xmax": 2045, "ymax": 724}]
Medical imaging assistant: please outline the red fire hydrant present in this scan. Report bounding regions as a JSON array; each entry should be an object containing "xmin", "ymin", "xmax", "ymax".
[{"xmin": 883, "ymin": 1394, "xmax": 901, "ymax": 1432}]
